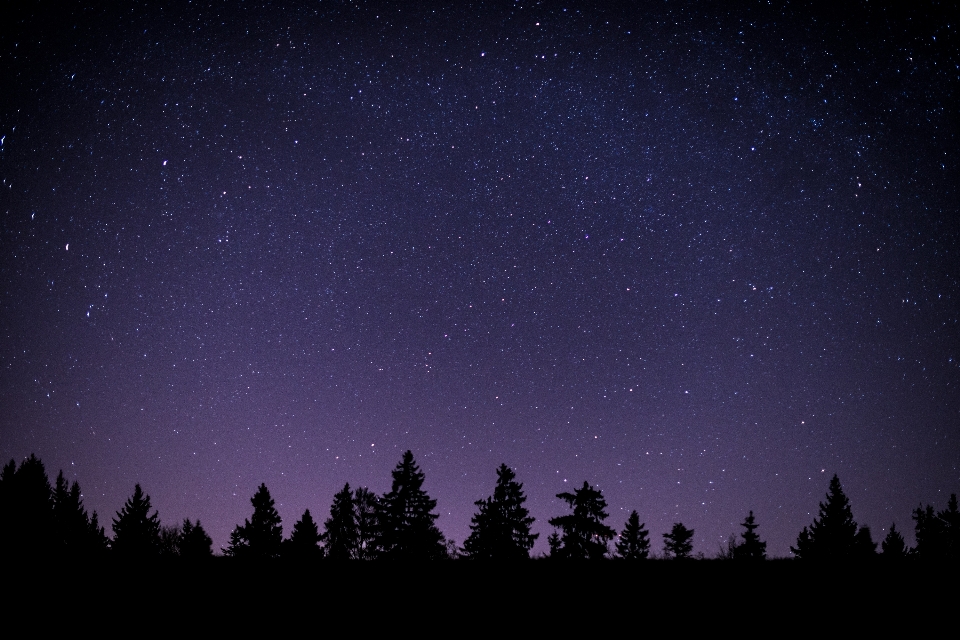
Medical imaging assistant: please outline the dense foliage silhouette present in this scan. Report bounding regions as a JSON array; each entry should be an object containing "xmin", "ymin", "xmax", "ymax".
[
  {"xmin": 663, "ymin": 522, "xmax": 695, "ymax": 559},
  {"xmin": 180, "ymin": 519, "xmax": 214, "ymax": 558},
  {"xmin": 912, "ymin": 493, "xmax": 959, "ymax": 559},
  {"xmin": 548, "ymin": 481, "xmax": 615, "ymax": 560},
  {"xmin": 615, "ymin": 510, "xmax": 651, "ymax": 560},
  {"xmin": 462, "ymin": 464, "xmax": 538, "ymax": 560},
  {"xmin": 5, "ymin": 452, "xmax": 960, "ymax": 564},
  {"xmin": 881, "ymin": 523, "xmax": 908, "ymax": 557},
  {"xmin": 733, "ymin": 511, "xmax": 766, "ymax": 560},
  {"xmin": 112, "ymin": 484, "xmax": 162, "ymax": 558},
  {"xmin": 376, "ymin": 450, "xmax": 446, "ymax": 560},
  {"xmin": 225, "ymin": 483, "xmax": 283, "ymax": 559},
  {"xmin": 52, "ymin": 470, "xmax": 109, "ymax": 556},
  {"xmin": 324, "ymin": 483, "xmax": 359, "ymax": 560},
  {"xmin": 285, "ymin": 509, "xmax": 323, "ymax": 559},
  {"xmin": 791, "ymin": 475, "xmax": 875, "ymax": 559}
]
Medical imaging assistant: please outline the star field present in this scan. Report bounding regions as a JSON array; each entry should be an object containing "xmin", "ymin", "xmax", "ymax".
[{"xmin": 1, "ymin": 2, "xmax": 957, "ymax": 556}]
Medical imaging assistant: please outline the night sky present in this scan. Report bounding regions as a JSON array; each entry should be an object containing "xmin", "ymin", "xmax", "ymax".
[{"xmin": 2, "ymin": 1, "xmax": 957, "ymax": 557}]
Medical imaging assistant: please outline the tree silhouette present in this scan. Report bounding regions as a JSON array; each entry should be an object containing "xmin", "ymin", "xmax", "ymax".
[
  {"xmin": 462, "ymin": 464, "xmax": 538, "ymax": 560},
  {"xmin": 912, "ymin": 493, "xmax": 960, "ymax": 560},
  {"xmin": 285, "ymin": 509, "xmax": 323, "ymax": 559},
  {"xmin": 548, "ymin": 481, "xmax": 615, "ymax": 560},
  {"xmin": 225, "ymin": 483, "xmax": 283, "ymax": 559},
  {"xmin": 547, "ymin": 531, "xmax": 562, "ymax": 558},
  {"xmin": 353, "ymin": 487, "xmax": 379, "ymax": 560},
  {"xmin": 159, "ymin": 523, "xmax": 182, "ymax": 557},
  {"xmin": 941, "ymin": 494, "xmax": 960, "ymax": 559},
  {"xmin": 733, "ymin": 511, "xmax": 766, "ymax": 560},
  {"xmin": 615, "ymin": 510, "xmax": 651, "ymax": 560},
  {"xmin": 51, "ymin": 470, "xmax": 108, "ymax": 556},
  {"xmin": 324, "ymin": 483, "xmax": 358, "ymax": 560},
  {"xmin": 853, "ymin": 526, "xmax": 878, "ymax": 557},
  {"xmin": 0, "ymin": 454, "xmax": 56, "ymax": 558},
  {"xmin": 881, "ymin": 523, "xmax": 908, "ymax": 557},
  {"xmin": 180, "ymin": 519, "xmax": 213, "ymax": 558},
  {"xmin": 112, "ymin": 484, "xmax": 161, "ymax": 558},
  {"xmin": 376, "ymin": 450, "xmax": 445, "ymax": 560},
  {"xmin": 663, "ymin": 522, "xmax": 695, "ymax": 559},
  {"xmin": 791, "ymin": 474, "xmax": 869, "ymax": 559}
]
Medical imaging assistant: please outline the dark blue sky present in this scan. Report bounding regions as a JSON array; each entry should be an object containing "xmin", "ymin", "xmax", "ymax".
[{"xmin": 2, "ymin": 1, "xmax": 957, "ymax": 556}]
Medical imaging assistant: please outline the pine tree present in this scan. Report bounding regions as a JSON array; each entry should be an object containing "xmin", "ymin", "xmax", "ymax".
[
  {"xmin": 733, "ymin": 511, "xmax": 767, "ymax": 560},
  {"xmin": 547, "ymin": 481, "xmax": 615, "ymax": 560},
  {"xmin": 180, "ymin": 519, "xmax": 213, "ymax": 559},
  {"xmin": 912, "ymin": 493, "xmax": 960, "ymax": 560},
  {"xmin": 939, "ymin": 493, "xmax": 960, "ymax": 560},
  {"xmin": 881, "ymin": 523, "xmax": 907, "ymax": 557},
  {"xmin": 353, "ymin": 487, "xmax": 378, "ymax": 560},
  {"xmin": 112, "ymin": 484, "xmax": 161, "ymax": 558},
  {"xmin": 226, "ymin": 483, "xmax": 283, "ymax": 559},
  {"xmin": 790, "ymin": 474, "xmax": 862, "ymax": 559},
  {"xmin": 52, "ymin": 471, "xmax": 95, "ymax": 556},
  {"xmin": 462, "ymin": 464, "xmax": 538, "ymax": 560},
  {"xmin": 663, "ymin": 522, "xmax": 695, "ymax": 559},
  {"xmin": 285, "ymin": 509, "xmax": 322, "ymax": 559},
  {"xmin": 615, "ymin": 510, "xmax": 651, "ymax": 560},
  {"xmin": 547, "ymin": 531, "xmax": 562, "ymax": 558},
  {"xmin": 376, "ymin": 450, "xmax": 445, "ymax": 560},
  {"xmin": 324, "ymin": 483, "xmax": 358, "ymax": 561},
  {"xmin": 0, "ymin": 454, "xmax": 56, "ymax": 558}
]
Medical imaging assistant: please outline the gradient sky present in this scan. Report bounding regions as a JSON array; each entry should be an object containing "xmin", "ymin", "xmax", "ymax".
[{"xmin": 2, "ymin": 1, "xmax": 957, "ymax": 557}]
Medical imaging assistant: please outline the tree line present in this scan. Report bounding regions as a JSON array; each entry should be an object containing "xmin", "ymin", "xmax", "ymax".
[{"xmin": 1, "ymin": 451, "xmax": 957, "ymax": 561}]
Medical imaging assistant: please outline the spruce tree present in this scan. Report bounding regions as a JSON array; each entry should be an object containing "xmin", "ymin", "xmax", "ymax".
[
  {"xmin": 52, "ymin": 471, "xmax": 100, "ymax": 556},
  {"xmin": 733, "ymin": 511, "xmax": 767, "ymax": 560},
  {"xmin": 353, "ymin": 487, "xmax": 379, "ymax": 560},
  {"xmin": 376, "ymin": 450, "xmax": 445, "ymax": 560},
  {"xmin": 548, "ymin": 481, "xmax": 615, "ymax": 560},
  {"xmin": 615, "ymin": 510, "xmax": 651, "ymax": 560},
  {"xmin": 462, "ymin": 464, "xmax": 538, "ymax": 560},
  {"xmin": 790, "ymin": 474, "xmax": 862, "ymax": 559},
  {"xmin": 226, "ymin": 483, "xmax": 283, "ymax": 559},
  {"xmin": 912, "ymin": 493, "xmax": 960, "ymax": 560},
  {"xmin": 1, "ymin": 455, "xmax": 56, "ymax": 558},
  {"xmin": 324, "ymin": 483, "xmax": 358, "ymax": 561},
  {"xmin": 180, "ymin": 519, "xmax": 213, "ymax": 558},
  {"xmin": 285, "ymin": 509, "xmax": 323, "ymax": 559},
  {"xmin": 881, "ymin": 523, "xmax": 907, "ymax": 557},
  {"xmin": 112, "ymin": 484, "xmax": 162, "ymax": 558},
  {"xmin": 663, "ymin": 522, "xmax": 695, "ymax": 559}
]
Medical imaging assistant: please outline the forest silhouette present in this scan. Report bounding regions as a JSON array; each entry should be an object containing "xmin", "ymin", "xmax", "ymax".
[{"xmin": 1, "ymin": 451, "xmax": 957, "ymax": 563}]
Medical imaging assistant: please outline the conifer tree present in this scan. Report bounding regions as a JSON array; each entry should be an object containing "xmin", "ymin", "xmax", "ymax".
[
  {"xmin": 548, "ymin": 481, "xmax": 615, "ymax": 560},
  {"xmin": 663, "ymin": 522, "xmax": 695, "ymax": 559},
  {"xmin": 615, "ymin": 510, "xmax": 651, "ymax": 560},
  {"xmin": 112, "ymin": 483, "xmax": 162, "ymax": 558},
  {"xmin": 226, "ymin": 483, "xmax": 283, "ymax": 559},
  {"xmin": 881, "ymin": 523, "xmax": 907, "ymax": 557},
  {"xmin": 285, "ymin": 509, "xmax": 323, "ymax": 559},
  {"xmin": 912, "ymin": 493, "xmax": 960, "ymax": 560},
  {"xmin": 733, "ymin": 511, "xmax": 767, "ymax": 560},
  {"xmin": 1, "ymin": 454, "xmax": 56, "ymax": 557},
  {"xmin": 462, "ymin": 464, "xmax": 538, "ymax": 560},
  {"xmin": 547, "ymin": 531, "xmax": 562, "ymax": 558},
  {"xmin": 324, "ymin": 483, "xmax": 358, "ymax": 561},
  {"xmin": 52, "ymin": 471, "xmax": 106, "ymax": 556},
  {"xmin": 180, "ymin": 519, "xmax": 213, "ymax": 558},
  {"xmin": 353, "ymin": 487, "xmax": 379, "ymax": 560},
  {"xmin": 791, "ymin": 474, "xmax": 864, "ymax": 559},
  {"xmin": 376, "ymin": 450, "xmax": 445, "ymax": 560}
]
